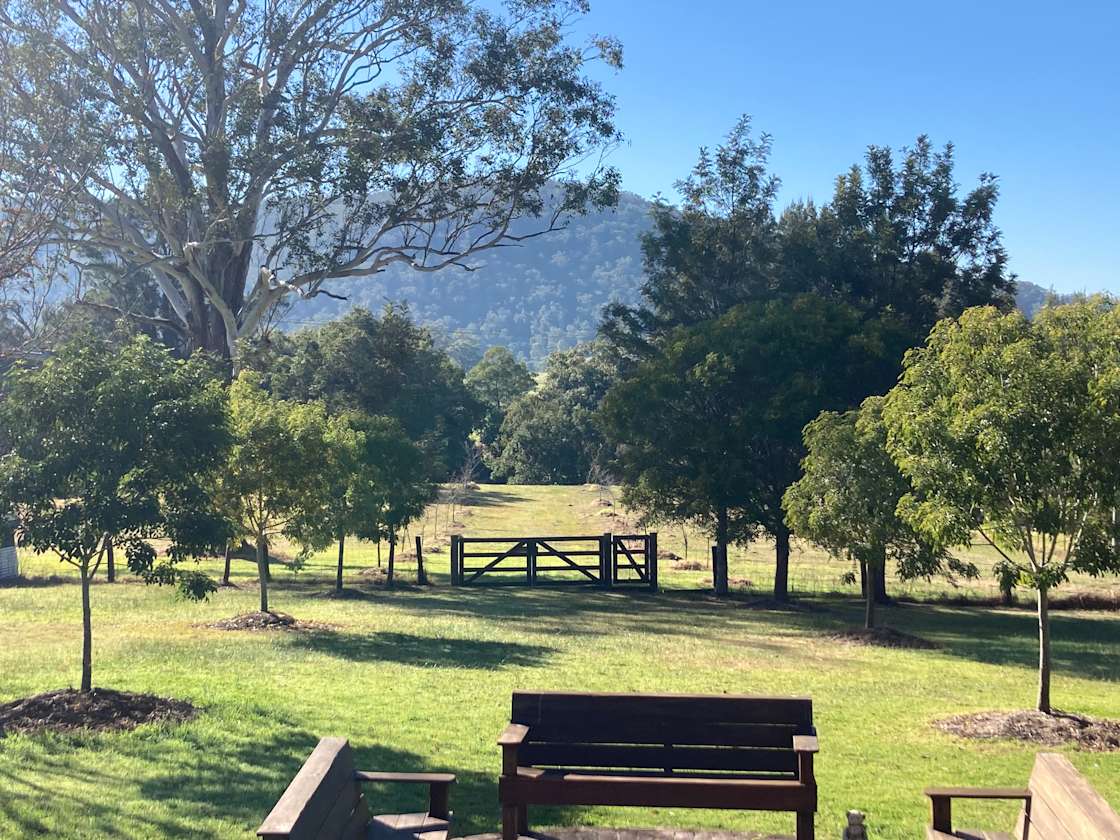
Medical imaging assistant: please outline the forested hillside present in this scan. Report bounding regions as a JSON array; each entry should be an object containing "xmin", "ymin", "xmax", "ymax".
[{"xmin": 292, "ymin": 190, "xmax": 1075, "ymax": 367}]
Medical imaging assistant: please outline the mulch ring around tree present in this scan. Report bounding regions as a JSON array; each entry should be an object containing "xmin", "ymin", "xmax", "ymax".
[
  {"xmin": 826, "ymin": 626, "xmax": 940, "ymax": 649},
  {"xmin": 0, "ymin": 688, "xmax": 196, "ymax": 737},
  {"xmin": 205, "ymin": 611, "xmax": 335, "ymax": 632},
  {"xmin": 935, "ymin": 709, "xmax": 1120, "ymax": 751}
]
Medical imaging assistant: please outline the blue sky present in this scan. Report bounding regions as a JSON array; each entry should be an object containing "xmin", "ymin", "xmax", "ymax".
[{"xmin": 572, "ymin": 0, "xmax": 1119, "ymax": 294}]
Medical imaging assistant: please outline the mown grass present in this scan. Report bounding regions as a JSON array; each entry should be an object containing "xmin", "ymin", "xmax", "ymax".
[{"xmin": 1, "ymin": 484, "xmax": 1117, "ymax": 840}]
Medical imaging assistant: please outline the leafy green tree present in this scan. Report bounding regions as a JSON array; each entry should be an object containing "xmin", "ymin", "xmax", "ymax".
[
  {"xmin": 466, "ymin": 346, "xmax": 536, "ymax": 444},
  {"xmin": 784, "ymin": 397, "xmax": 973, "ymax": 628},
  {"xmin": 601, "ymin": 116, "xmax": 781, "ymax": 357},
  {"xmin": 489, "ymin": 341, "xmax": 617, "ymax": 484},
  {"xmin": 294, "ymin": 412, "xmax": 431, "ymax": 592},
  {"xmin": 883, "ymin": 301, "xmax": 1120, "ymax": 713},
  {"xmin": 0, "ymin": 0, "xmax": 621, "ymax": 361},
  {"xmin": 601, "ymin": 120, "xmax": 1013, "ymax": 597},
  {"xmin": 264, "ymin": 306, "xmax": 481, "ymax": 477},
  {"xmin": 221, "ymin": 372, "xmax": 336, "ymax": 613},
  {"xmin": 0, "ymin": 333, "xmax": 230, "ymax": 692},
  {"xmin": 601, "ymin": 296, "xmax": 882, "ymax": 596}
]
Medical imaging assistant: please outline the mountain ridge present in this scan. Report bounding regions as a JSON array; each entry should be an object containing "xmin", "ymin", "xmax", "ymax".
[{"xmin": 287, "ymin": 190, "xmax": 1081, "ymax": 367}]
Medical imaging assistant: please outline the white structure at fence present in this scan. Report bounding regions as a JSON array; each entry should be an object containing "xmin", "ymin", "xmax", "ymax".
[{"xmin": 0, "ymin": 545, "xmax": 17, "ymax": 579}]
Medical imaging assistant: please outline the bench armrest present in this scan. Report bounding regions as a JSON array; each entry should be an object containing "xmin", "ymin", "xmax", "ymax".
[
  {"xmin": 355, "ymin": 770, "xmax": 456, "ymax": 821},
  {"xmin": 924, "ymin": 787, "xmax": 1031, "ymax": 800},
  {"xmin": 499, "ymin": 724, "xmax": 530, "ymax": 776},
  {"xmin": 498, "ymin": 724, "xmax": 530, "ymax": 746},
  {"xmin": 792, "ymin": 735, "xmax": 819, "ymax": 754},
  {"xmin": 924, "ymin": 787, "xmax": 1031, "ymax": 834}
]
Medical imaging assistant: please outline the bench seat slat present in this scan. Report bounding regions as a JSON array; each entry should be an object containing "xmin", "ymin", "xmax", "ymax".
[
  {"xmin": 500, "ymin": 771, "xmax": 814, "ymax": 810},
  {"xmin": 512, "ymin": 691, "xmax": 813, "ymax": 729},
  {"xmin": 522, "ymin": 720, "xmax": 800, "ymax": 748},
  {"xmin": 519, "ymin": 743, "xmax": 798, "ymax": 774}
]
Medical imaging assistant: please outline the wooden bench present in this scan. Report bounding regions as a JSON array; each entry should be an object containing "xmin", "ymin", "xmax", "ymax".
[
  {"xmin": 258, "ymin": 737, "xmax": 455, "ymax": 840},
  {"xmin": 925, "ymin": 752, "xmax": 1120, "ymax": 840},
  {"xmin": 497, "ymin": 690, "xmax": 819, "ymax": 840}
]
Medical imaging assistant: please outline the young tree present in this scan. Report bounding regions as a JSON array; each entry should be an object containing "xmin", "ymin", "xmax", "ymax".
[
  {"xmin": 0, "ymin": 0, "xmax": 620, "ymax": 362},
  {"xmin": 883, "ymin": 301, "xmax": 1120, "ymax": 713},
  {"xmin": 0, "ymin": 333, "xmax": 230, "ymax": 692},
  {"xmin": 220, "ymin": 372, "xmax": 335, "ymax": 613},
  {"xmin": 600, "ymin": 296, "xmax": 881, "ymax": 596},
  {"xmin": 783, "ymin": 397, "xmax": 973, "ymax": 628},
  {"xmin": 295, "ymin": 412, "xmax": 429, "ymax": 592}
]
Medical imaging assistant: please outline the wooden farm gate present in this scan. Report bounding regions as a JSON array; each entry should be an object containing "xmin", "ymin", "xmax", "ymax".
[{"xmin": 450, "ymin": 532, "xmax": 657, "ymax": 590}]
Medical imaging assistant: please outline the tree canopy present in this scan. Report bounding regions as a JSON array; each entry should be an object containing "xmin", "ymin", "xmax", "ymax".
[
  {"xmin": 0, "ymin": 0, "xmax": 621, "ymax": 360},
  {"xmin": 0, "ymin": 332, "xmax": 230, "ymax": 690},
  {"xmin": 883, "ymin": 301, "xmax": 1120, "ymax": 712},
  {"xmin": 600, "ymin": 296, "xmax": 882, "ymax": 595},
  {"xmin": 261, "ymin": 306, "xmax": 481, "ymax": 477},
  {"xmin": 488, "ymin": 341, "xmax": 616, "ymax": 484}
]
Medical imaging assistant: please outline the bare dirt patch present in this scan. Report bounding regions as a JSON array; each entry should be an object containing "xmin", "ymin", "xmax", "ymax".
[
  {"xmin": 0, "ymin": 688, "xmax": 196, "ymax": 737},
  {"xmin": 826, "ymin": 626, "xmax": 939, "ymax": 649},
  {"xmin": 206, "ymin": 611, "xmax": 334, "ymax": 632},
  {"xmin": 934, "ymin": 710, "xmax": 1120, "ymax": 751}
]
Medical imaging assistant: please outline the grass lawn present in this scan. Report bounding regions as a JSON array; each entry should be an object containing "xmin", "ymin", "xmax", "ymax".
[{"xmin": 1, "ymin": 484, "xmax": 1117, "ymax": 839}]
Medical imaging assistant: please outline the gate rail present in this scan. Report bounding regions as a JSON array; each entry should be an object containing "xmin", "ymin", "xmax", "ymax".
[{"xmin": 450, "ymin": 532, "xmax": 657, "ymax": 590}]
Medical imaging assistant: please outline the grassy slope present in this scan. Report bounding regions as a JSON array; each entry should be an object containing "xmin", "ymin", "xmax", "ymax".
[{"xmin": 0, "ymin": 484, "xmax": 1117, "ymax": 840}]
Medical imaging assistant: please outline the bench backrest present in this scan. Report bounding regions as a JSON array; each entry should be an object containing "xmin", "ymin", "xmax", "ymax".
[
  {"xmin": 1018, "ymin": 752, "xmax": 1120, "ymax": 840},
  {"xmin": 511, "ymin": 690, "xmax": 813, "ymax": 777},
  {"xmin": 258, "ymin": 738, "xmax": 372, "ymax": 840}
]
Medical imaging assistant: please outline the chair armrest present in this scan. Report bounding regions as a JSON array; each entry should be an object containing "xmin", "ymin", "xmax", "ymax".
[
  {"xmin": 499, "ymin": 723, "xmax": 530, "ymax": 776},
  {"xmin": 355, "ymin": 771, "xmax": 456, "ymax": 821},
  {"xmin": 924, "ymin": 787, "xmax": 1031, "ymax": 833},
  {"xmin": 792, "ymin": 735, "xmax": 819, "ymax": 754}
]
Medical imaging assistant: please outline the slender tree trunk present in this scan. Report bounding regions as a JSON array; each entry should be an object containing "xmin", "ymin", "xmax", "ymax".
[
  {"xmin": 386, "ymin": 532, "xmax": 396, "ymax": 588},
  {"xmin": 865, "ymin": 546, "xmax": 886, "ymax": 630},
  {"xmin": 79, "ymin": 560, "xmax": 93, "ymax": 693},
  {"xmin": 336, "ymin": 533, "xmax": 345, "ymax": 592},
  {"xmin": 873, "ymin": 559, "xmax": 889, "ymax": 605},
  {"xmin": 105, "ymin": 537, "xmax": 115, "ymax": 583},
  {"xmin": 415, "ymin": 535, "xmax": 426, "ymax": 585},
  {"xmin": 222, "ymin": 541, "xmax": 232, "ymax": 586},
  {"xmin": 262, "ymin": 539, "xmax": 272, "ymax": 582},
  {"xmin": 1037, "ymin": 585, "xmax": 1052, "ymax": 714},
  {"xmin": 713, "ymin": 507, "xmax": 729, "ymax": 596},
  {"xmin": 377, "ymin": 539, "xmax": 382, "ymax": 568},
  {"xmin": 256, "ymin": 535, "xmax": 270, "ymax": 613},
  {"xmin": 773, "ymin": 523, "xmax": 791, "ymax": 602},
  {"xmin": 858, "ymin": 557, "xmax": 868, "ymax": 598}
]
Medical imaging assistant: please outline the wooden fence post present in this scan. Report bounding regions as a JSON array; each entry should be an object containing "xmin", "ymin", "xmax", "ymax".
[
  {"xmin": 415, "ymin": 535, "xmax": 426, "ymax": 585},
  {"xmin": 602, "ymin": 532, "xmax": 614, "ymax": 589},
  {"xmin": 648, "ymin": 531, "xmax": 658, "ymax": 592},
  {"xmin": 450, "ymin": 535, "xmax": 461, "ymax": 585},
  {"xmin": 526, "ymin": 539, "xmax": 537, "ymax": 586}
]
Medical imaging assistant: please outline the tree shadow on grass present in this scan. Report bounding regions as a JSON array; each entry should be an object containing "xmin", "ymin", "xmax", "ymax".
[
  {"xmin": 858, "ymin": 602, "xmax": 1120, "ymax": 684},
  {"xmin": 0, "ymin": 705, "xmax": 589, "ymax": 838},
  {"xmin": 460, "ymin": 487, "xmax": 532, "ymax": 507},
  {"xmin": 285, "ymin": 629, "xmax": 557, "ymax": 669}
]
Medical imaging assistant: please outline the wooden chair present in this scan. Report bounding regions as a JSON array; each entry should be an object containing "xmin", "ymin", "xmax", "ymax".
[
  {"xmin": 925, "ymin": 752, "xmax": 1120, "ymax": 840},
  {"xmin": 498, "ymin": 690, "xmax": 819, "ymax": 840},
  {"xmin": 258, "ymin": 737, "xmax": 455, "ymax": 840}
]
